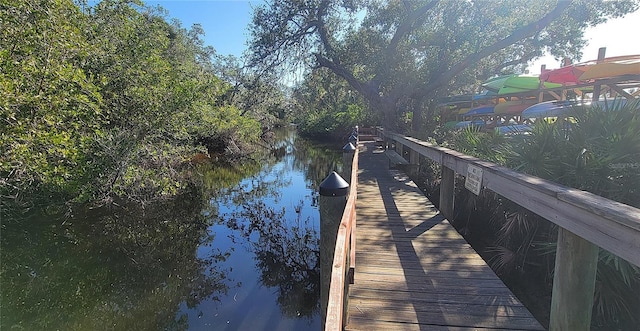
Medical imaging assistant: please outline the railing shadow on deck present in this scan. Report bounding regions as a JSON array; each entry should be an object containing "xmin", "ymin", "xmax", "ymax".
[
  {"xmin": 324, "ymin": 136, "xmax": 536, "ymax": 331},
  {"xmin": 358, "ymin": 148, "xmax": 528, "ymax": 330},
  {"xmin": 374, "ymin": 173, "xmax": 447, "ymax": 328}
]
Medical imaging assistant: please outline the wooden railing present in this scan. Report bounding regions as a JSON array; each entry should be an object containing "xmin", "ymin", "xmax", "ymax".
[
  {"xmin": 378, "ymin": 128, "xmax": 640, "ymax": 330},
  {"xmin": 324, "ymin": 147, "xmax": 359, "ymax": 331}
]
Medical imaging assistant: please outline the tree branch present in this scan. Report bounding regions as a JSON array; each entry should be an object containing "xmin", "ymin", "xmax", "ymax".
[
  {"xmin": 373, "ymin": 0, "xmax": 439, "ymax": 84},
  {"xmin": 316, "ymin": 0, "xmax": 340, "ymax": 65},
  {"xmin": 417, "ymin": 0, "xmax": 572, "ymax": 96},
  {"xmin": 387, "ymin": 0, "xmax": 439, "ymax": 54},
  {"xmin": 314, "ymin": 53, "xmax": 375, "ymax": 99}
]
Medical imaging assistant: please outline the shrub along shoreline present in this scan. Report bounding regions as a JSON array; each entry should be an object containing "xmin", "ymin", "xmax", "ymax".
[{"xmin": 0, "ymin": 1, "xmax": 279, "ymax": 214}]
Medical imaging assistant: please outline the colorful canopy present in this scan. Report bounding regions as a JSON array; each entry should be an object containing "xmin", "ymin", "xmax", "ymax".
[
  {"xmin": 539, "ymin": 66, "xmax": 587, "ymax": 84},
  {"xmin": 522, "ymin": 98, "xmax": 636, "ymax": 119},
  {"xmin": 579, "ymin": 57, "xmax": 640, "ymax": 80}
]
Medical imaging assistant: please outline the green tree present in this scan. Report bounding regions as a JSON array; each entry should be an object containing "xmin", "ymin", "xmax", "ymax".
[
  {"xmin": 1, "ymin": 0, "xmax": 103, "ymax": 207},
  {"xmin": 291, "ymin": 68, "xmax": 376, "ymax": 136},
  {"xmin": 214, "ymin": 54, "xmax": 290, "ymax": 133},
  {"xmin": 1, "ymin": 0, "xmax": 265, "ymax": 210},
  {"xmin": 248, "ymin": 0, "xmax": 638, "ymax": 133}
]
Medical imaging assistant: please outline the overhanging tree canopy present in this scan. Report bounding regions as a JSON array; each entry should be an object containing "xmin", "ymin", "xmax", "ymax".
[{"xmin": 248, "ymin": 0, "xmax": 638, "ymax": 131}]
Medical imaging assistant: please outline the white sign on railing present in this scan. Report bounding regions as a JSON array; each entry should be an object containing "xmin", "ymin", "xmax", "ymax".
[{"xmin": 465, "ymin": 164, "xmax": 483, "ymax": 195}]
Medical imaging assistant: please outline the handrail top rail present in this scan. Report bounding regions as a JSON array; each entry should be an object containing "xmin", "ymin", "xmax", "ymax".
[
  {"xmin": 397, "ymin": 134, "xmax": 640, "ymax": 230},
  {"xmin": 324, "ymin": 147, "xmax": 359, "ymax": 331},
  {"xmin": 378, "ymin": 128, "xmax": 640, "ymax": 267}
]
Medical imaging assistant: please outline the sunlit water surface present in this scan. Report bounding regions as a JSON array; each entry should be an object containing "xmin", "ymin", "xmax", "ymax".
[{"xmin": 1, "ymin": 129, "xmax": 342, "ymax": 330}]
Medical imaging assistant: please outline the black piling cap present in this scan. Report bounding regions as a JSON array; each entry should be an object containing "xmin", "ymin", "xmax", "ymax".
[
  {"xmin": 319, "ymin": 171, "xmax": 349, "ymax": 196},
  {"xmin": 343, "ymin": 142, "xmax": 356, "ymax": 153}
]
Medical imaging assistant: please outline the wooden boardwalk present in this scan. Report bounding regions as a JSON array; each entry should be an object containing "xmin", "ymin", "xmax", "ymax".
[{"xmin": 345, "ymin": 142, "xmax": 544, "ymax": 331}]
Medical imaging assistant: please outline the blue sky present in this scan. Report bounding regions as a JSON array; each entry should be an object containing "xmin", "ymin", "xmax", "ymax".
[
  {"xmin": 144, "ymin": 0, "xmax": 263, "ymax": 57},
  {"xmin": 137, "ymin": 1, "xmax": 638, "ymax": 68}
]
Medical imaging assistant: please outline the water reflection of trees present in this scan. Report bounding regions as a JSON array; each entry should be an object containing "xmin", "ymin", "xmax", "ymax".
[
  {"xmin": 1, "ymin": 128, "xmax": 340, "ymax": 330},
  {"xmin": 212, "ymin": 131, "xmax": 342, "ymax": 320},
  {"xmin": 1, "ymin": 192, "xmax": 232, "ymax": 331},
  {"xmin": 275, "ymin": 129, "xmax": 343, "ymax": 193},
  {"xmin": 223, "ymin": 200, "xmax": 320, "ymax": 319}
]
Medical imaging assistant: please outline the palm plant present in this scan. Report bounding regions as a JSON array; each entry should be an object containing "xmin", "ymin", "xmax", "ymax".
[
  {"xmin": 453, "ymin": 125, "xmax": 510, "ymax": 164},
  {"xmin": 451, "ymin": 98, "xmax": 640, "ymax": 328},
  {"xmin": 507, "ymin": 99, "xmax": 640, "ymax": 328}
]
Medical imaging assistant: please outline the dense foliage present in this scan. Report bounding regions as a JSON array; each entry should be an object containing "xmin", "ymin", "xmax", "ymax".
[
  {"xmin": 0, "ymin": 0, "xmax": 281, "ymax": 211},
  {"xmin": 291, "ymin": 68, "xmax": 380, "ymax": 137},
  {"xmin": 450, "ymin": 100, "xmax": 640, "ymax": 329},
  {"xmin": 249, "ymin": 0, "xmax": 638, "ymax": 133}
]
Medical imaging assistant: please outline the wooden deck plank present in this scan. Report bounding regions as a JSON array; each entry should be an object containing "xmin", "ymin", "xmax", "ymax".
[{"xmin": 345, "ymin": 143, "xmax": 544, "ymax": 331}]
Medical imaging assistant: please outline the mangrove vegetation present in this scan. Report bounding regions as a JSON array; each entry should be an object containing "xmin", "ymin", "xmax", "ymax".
[{"xmin": 1, "ymin": 0, "xmax": 287, "ymax": 214}]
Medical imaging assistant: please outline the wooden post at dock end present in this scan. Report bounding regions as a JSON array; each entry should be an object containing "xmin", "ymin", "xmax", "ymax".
[
  {"xmin": 592, "ymin": 47, "xmax": 606, "ymax": 101},
  {"xmin": 439, "ymin": 166, "xmax": 455, "ymax": 220},
  {"xmin": 549, "ymin": 228, "xmax": 599, "ymax": 331},
  {"xmin": 319, "ymin": 172, "xmax": 349, "ymax": 328}
]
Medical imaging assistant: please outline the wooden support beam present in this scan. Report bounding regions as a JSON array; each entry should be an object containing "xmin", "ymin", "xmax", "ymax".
[
  {"xmin": 439, "ymin": 166, "xmax": 455, "ymax": 220},
  {"xmin": 573, "ymin": 88, "xmax": 584, "ymax": 97},
  {"xmin": 548, "ymin": 90, "xmax": 562, "ymax": 100},
  {"xmin": 409, "ymin": 148, "xmax": 419, "ymax": 165},
  {"xmin": 592, "ymin": 47, "xmax": 607, "ymax": 101},
  {"xmin": 550, "ymin": 228, "xmax": 599, "ymax": 331},
  {"xmin": 407, "ymin": 148, "xmax": 420, "ymax": 175},
  {"xmin": 607, "ymin": 84, "xmax": 634, "ymax": 100}
]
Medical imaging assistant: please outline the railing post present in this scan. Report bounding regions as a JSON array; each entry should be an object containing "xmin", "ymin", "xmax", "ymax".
[
  {"xmin": 396, "ymin": 141, "xmax": 404, "ymax": 159},
  {"xmin": 550, "ymin": 228, "xmax": 599, "ymax": 331},
  {"xmin": 342, "ymin": 142, "xmax": 356, "ymax": 184},
  {"xmin": 409, "ymin": 148, "xmax": 419, "ymax": 175},
  {"xmin": 439, "ymin": 166, "xmax": 455, "ymax": 220},
  {"xmin": 319, "ymin": 172, "xmax": 349, "ymax": 329}
]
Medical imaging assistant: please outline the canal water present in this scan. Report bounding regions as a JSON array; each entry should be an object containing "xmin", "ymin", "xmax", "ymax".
[{"xmin": 1, "ymin": 129, "xmax": 343, "ymax": 330}]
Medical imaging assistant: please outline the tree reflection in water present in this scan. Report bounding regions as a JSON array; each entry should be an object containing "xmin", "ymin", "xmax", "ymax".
[
  {"xmin": 1, "ymin": 192, "xmax": 233, "ymax": 331},
  {"xmin": 224, "ymin": 200, "xmax": 320, "ymax": 319},
  {"xmin": 208, "ymin": 129, "xmax": 342, "ymax": 324},
  {"xmin": 1, "ymin": 128, "xmax": 342, "ymax": 330}
]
